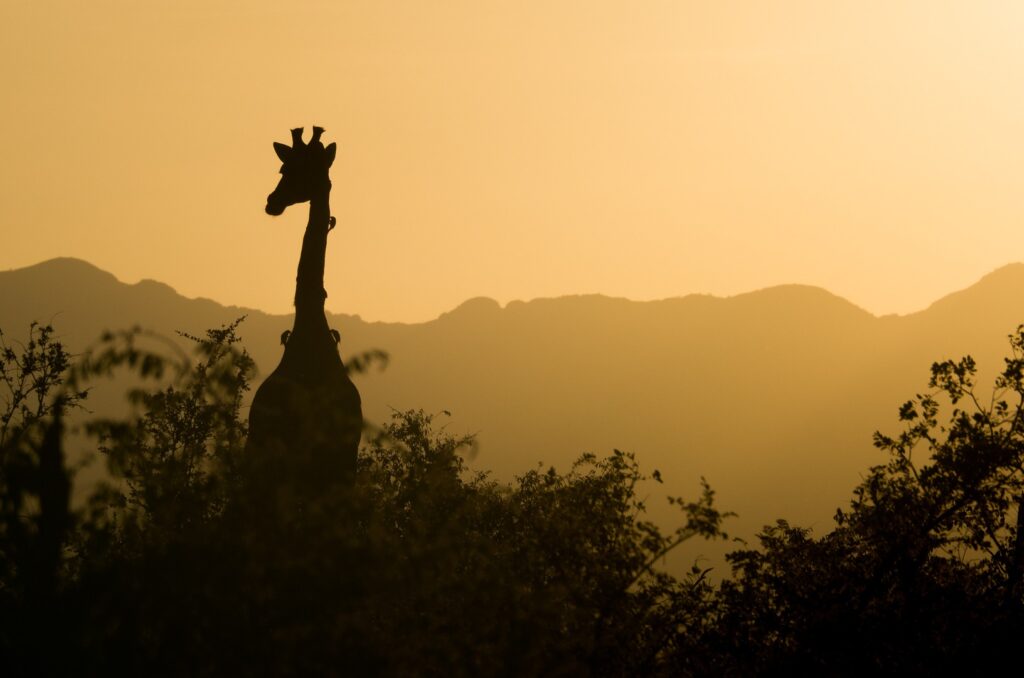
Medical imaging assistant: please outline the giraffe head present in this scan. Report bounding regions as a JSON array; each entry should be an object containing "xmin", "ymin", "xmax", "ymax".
[{"xmin": 265, "ymin": 126, "xmax": 337, "ymax": 216}]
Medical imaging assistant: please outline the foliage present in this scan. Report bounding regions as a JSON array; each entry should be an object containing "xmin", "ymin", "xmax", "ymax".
[
  {"xmin": 79, "ymin": 320, "xmax": 254, "ymax": 546},
  {"xmin": 0, "ymin": 322, "xmax": 87, "ymax": 446},
  {"xmin": 0, "ymin": 320, "xmax": 729, "ymax": 676},
  {"xmin": 713, "ymin": 326, "xmax": 1024, "ymax": 674},
  {"xmin": 10, "ymin": 316, "xmax": 1024, "ymax": 674},
  {"xmin": 0, "ymin": 324, "xmax": 85, "ymax": 606}
]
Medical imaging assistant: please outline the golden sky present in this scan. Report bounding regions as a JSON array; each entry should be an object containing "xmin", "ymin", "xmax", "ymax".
[{"xmin": 3, "ymin": 1, "xmax": 1024, "ymax": 322}]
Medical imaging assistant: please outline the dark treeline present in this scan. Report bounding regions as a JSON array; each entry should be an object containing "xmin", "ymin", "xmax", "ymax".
[{"xmin": 2, "ymin": 319, "xmax": 1023, "ymax": 675}]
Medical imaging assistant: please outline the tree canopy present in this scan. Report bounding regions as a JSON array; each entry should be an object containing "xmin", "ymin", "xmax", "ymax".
[{"xmin": 2, "ymin": 319, "xmax": 1024, "ymax": 675}]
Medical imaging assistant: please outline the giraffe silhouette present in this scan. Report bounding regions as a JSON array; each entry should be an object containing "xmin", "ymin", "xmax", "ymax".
[{"xmin": 246, "ymin": 126, "xmax": 362, "ymax": 491}]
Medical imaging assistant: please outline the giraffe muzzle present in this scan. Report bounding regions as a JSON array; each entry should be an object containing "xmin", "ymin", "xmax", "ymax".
[{"xmin": 266, "ymin": 195, "xmax": 286, "ymax": 216}]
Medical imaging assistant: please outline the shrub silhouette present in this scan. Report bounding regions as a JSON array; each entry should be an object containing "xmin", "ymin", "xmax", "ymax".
[
  {"xmin": 0, "ymin": 320, "xmax": 729, "ymax": 676},
  {"xmin": 712, "ymin": 326, "xmax": 1024, "ymax": 674},
  {"xmin": 9, "ymin": 318, "xmax": 1024, "ymax": 675}
]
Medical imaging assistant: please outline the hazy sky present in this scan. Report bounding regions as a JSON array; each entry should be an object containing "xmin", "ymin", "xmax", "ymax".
[{"xmin": 3, "ymin": 1, "xmax": 1024, "ymax": 322}]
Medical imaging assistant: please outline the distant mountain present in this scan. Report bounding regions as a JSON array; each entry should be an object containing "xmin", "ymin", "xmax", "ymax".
[{"xmin": 4, "ymin": 257, "xmax": 1024, "ymax": 565}]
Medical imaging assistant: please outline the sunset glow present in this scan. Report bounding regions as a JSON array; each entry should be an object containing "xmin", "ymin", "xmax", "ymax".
[{"xmin": 4, "ymin": 1, "xmax": 1024, "ymax": 320}]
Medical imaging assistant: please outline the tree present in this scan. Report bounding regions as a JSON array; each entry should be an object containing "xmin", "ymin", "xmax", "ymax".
[
  {"xmin": 0, "ymin": 323, "xmax": 89, "ymax": 673},
  {"xmin": 714, "ymin": 325, "xmax": 1024, "ymax": 674},
  {"xmin": 0, "ymin": 319, "xmax": 732, "ymax": 676},
  {"xmin": 79, "ymin": 319, "xmax": 254, "ymax": 547}
]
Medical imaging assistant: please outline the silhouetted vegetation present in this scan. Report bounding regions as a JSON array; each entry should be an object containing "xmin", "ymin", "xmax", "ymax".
[
  {"xmin": 709, "ymin": 334, "xmax": 1024, "ymax": 674},
  {"xmin": 0, "ymin": 320, "xmax": 729, "ymax": 676},
  {"xmin": 3, "ymin": 319, "xmax": 1024, "ymax": 675}
]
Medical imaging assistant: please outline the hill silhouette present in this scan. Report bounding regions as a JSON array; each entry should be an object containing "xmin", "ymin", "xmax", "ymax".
[{"xmin": 4, "ymin": 257, "xmax": 1024, "ymax": 555}]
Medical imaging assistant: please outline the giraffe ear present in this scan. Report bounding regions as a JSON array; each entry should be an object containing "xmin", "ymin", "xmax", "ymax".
[
  {"xmin": 273, "ymin": 142, "xmax": 292, "ymax": 163},
  {"xmin": 325, "ymin": 142, "xmax": 337, "ymax": 167}
]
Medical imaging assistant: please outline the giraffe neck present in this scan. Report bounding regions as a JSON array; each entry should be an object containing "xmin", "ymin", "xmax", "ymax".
[{"xmin": 293, "ymin": 184, "xmax": 332, "ymax": 331}]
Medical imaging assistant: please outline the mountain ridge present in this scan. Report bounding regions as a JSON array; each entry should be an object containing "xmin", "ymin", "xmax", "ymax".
[
  {"xmin": 7, "ymin": 256, "xmax": 986, "ymax": 325},
  {"xmin": 4, "ymin": 257, "xmax": 1024, "ymax": 569}
]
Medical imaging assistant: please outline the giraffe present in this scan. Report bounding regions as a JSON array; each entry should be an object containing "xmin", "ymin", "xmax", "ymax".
[{"xmin": 246, "ymin": 126, "xmax": 362, "ymax": 491}]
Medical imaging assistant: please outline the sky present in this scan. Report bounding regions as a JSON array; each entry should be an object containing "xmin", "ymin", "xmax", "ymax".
[{"xmin": 3, "ymin": 1, "xmax": 1024, "ymax": 322}]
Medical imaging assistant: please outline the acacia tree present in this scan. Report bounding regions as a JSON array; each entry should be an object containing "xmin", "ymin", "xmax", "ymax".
[
  {"xmin": 715, "ymin": 326, "xmax": 1024, "ymax": 674},
  {"xmin": 843, "ymin": 330, "xmax": 1024, "ymax": 610}
]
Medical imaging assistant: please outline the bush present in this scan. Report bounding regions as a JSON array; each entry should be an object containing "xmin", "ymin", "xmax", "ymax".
[
  {"xmin": 18, "ymin": 318, "xmax": 1024, "ymax": 674},
  {"xmin": 713, "ymin": 326, "xmax": 1024, "ymax": 674},
  {"xmin": 0, "ymin": 321, "xmax": 730, "ymax": 676}
]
